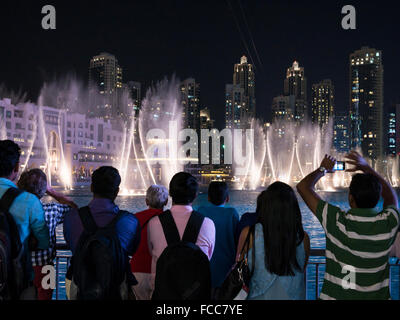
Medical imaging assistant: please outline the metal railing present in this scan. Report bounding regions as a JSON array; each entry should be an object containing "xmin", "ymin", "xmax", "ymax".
[{"xmin": 54, "ymin": 247, "xmax": 400, "ymax": 300}]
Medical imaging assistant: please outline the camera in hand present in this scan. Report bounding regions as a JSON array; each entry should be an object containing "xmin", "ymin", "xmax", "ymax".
[{"xmin": 333, "ymin": 161, "xmax": 345, "ymax": 171}]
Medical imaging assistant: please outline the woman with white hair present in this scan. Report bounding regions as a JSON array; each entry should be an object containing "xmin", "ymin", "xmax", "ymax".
[{"xmin": 130, "ymin": 184, "xmax": 169, "ymax": 300}]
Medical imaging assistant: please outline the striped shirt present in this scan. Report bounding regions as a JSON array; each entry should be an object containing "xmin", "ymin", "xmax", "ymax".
[
  {"xmin": 316, "ymin": 200, "xmax": 400, "ymax": 300},
  {"xmin": 31, "ymin": 203, "xmax": 70, "ymax": 266}
]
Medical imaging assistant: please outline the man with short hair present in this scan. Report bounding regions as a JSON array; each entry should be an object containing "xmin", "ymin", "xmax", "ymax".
[
  {"xmin": 196, "ymin": 181, "xmax": 239, "ymax": 290},
  {"xmin": 297, "ymin": 151, "xmax": 400, "ymax": 300},
  {"xmin": 130, "ymin": 185, "xmax": 169, "ymax": 300},
  {"xmin": 63, "ymin": 166, "xmax": 140, "ymax": 298},
  {"xmin": 0, "ymin": 140, "xmax": 49, "ymax": 288},
  {"xmin": 63, "ymin": 166, "xmax": 140, "ymax": 254},
  {"xmin": 147, "ymin": 172, "xmax": 216, "ymax": 294}
]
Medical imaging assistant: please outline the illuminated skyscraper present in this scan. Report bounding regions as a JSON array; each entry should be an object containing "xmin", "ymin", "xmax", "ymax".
[
  {"xmin": 387, "ymin": 103, "xmax": 400, "ymax": 156},
  {"xmin": 180, "ymin": 78, "xmax": 200, "ymax": 130},
  {"xmin": 387, "ymin": 108, "xmax": 396, "ymax": 156},
  {"xmin": 271, "ymin": 95, "xmax": 295, "ymax": 122},
  {"xmin": 127, "ymin": 81, "xmax": 141, "ymax": 117},
  {"xmin": 312, "ymin": 79, "xmax": 334, "ymax": 127},
  {"xmin": 232, "ymin": 55, "xmax": 256, "ymax": 127},
  {"xmin": 225, "ymin": 84, "xmax": 245, "ymax": 129},
  {"xmin": 180, "ymin": 78, "xmax": 201, "ymax": 177},
  {"xmin": 284, "ymin": 61, "xmax": 307, "ymax": 122},
  {"xmin": 89, "ymin": 52, "xmax": 123, "ymax": 119},
  {"xmin": 349, "ymin": 46, "xmax": 383, "ymax": 159},
  {"xmin": 333, "ymin": 112, "xmax": 350, "ymax": 153}
]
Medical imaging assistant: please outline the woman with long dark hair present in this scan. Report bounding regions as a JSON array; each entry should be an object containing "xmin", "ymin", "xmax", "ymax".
[{"xmin": 236, "ymin": 181, "xmax": 310, "ymax": 300}]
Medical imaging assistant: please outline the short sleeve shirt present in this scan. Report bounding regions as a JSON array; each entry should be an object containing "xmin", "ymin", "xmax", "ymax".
[{"xmin": 315, "ymin": 200, "xmax": 400, "ymax": 300}]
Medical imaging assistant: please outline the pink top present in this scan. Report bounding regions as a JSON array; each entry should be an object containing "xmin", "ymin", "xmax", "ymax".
[{"xmin": 147, "ymin": 205, "xmax": 216, "ymax": 292}]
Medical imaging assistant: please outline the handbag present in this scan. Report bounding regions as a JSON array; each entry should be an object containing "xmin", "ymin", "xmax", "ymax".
[{"xmin": 215, "ymin": 224, "xmax": 255, "ymax": 300}]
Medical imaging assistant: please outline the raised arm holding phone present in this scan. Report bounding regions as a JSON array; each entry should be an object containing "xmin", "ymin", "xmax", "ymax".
[{"xmin": 296, "ymin": 150, "xmax": 400, "ymax": 300}]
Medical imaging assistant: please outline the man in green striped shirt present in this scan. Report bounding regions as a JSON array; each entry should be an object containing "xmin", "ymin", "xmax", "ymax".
[{"xmin": 297, "ymin": 151, "xmax": 399, "ymax": 300}]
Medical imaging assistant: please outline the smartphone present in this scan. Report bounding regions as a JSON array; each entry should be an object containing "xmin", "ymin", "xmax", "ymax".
[{"xmin": 334, "ymin": 161, "xmax": 345, "ymax": 171}]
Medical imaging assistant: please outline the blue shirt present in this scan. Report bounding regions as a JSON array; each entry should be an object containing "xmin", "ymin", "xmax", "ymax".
[
  {"xmin": 63, "ymin": 198, "xmax": 140, "ymax": 255},
  {"xmin": 247, "ymin": 223, "xmax": 306, "ymax": 300},
  {"xmin": 196, "ymin": 204, "xmax": 239, "ymax": 288},
  {"xmin": 0, "ymin": 178, "xmax": 49, "ymax": 250}
]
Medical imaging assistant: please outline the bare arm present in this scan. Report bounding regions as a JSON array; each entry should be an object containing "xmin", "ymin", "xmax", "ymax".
[
  {"xmin": 346, "ymin": 151, "xmax": 398, "ymax": 208},
  {"xmin": 236, "ymin": 226, "xmax": 254, "ymax": 262},
  {"xmin": 46, "ymin": 187, "xmax": 78, "ymax": 209},
  {"xmin": 296, "ymin": 155, "xmax": 336, "ymax": 215}
]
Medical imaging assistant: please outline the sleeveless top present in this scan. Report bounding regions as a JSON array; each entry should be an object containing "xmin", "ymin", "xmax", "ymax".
[{"xmin": 247, "ymin": 223, "xmax": 306, "ymax": 300}]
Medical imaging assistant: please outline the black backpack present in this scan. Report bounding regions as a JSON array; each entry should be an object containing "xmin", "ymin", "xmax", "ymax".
[
  {"xmin": 0, "ymin": 187, "xmax": 27, "ymax": 300},
  {"xmin": 72, "ymin": 206, "xmax": 129, "ymax": 300},
  {"xmin": 152, "ymin": 210, "xmax": 211, "ymax": 300}
]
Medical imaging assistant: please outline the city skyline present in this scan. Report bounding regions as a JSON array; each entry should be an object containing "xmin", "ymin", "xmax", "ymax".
[{"xmin": 0, "ymin": 1, "xmax": 399, "ymax": 129}]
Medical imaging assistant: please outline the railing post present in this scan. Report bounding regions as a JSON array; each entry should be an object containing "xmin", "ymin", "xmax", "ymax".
[
  {"xmin": 305, "ymin": 265, "xmax": 308, "ymax": 299},
  {"xmin": 398, "ymin": 259, "xmax": 400, "ymax": 300},
  {"xmin": 315, "ymin": 263, "xmax": 319, "ymax": 300},
  {"xmin": 55, "ymin": 256, "xmax": 59, "ymax": 300}
]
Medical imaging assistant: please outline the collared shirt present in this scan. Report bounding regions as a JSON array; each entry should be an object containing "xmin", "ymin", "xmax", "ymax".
[
  {"xmin": 63, "ymin": 198, "xmax": 140, "ymax": 255},
  {"xmin": 315, "ymin": 200, "xmax": 400, "ymax": 300},
  {"xmin": 31, "ymin": 203, "xmax": 70, "ymax": 266},
  {"xmin": 0, "ymin": 178, "xmax": 49, "ymax": 250},
  {"xmin": 147, "ymin": 204, "xmax": 216, "ymax": 291}
]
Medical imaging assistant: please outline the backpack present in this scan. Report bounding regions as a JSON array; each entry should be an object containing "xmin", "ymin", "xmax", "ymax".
[
  {"xmin": 152, "ymin": 210, "xmax": 211, "ymax": 300},
  {"xmin": 0, "ymin": 187, "xmax": 27, "ymax": 300},
  {"xmin": 71, "ymin": 206, "xmax": 129, "ymax": 300}
]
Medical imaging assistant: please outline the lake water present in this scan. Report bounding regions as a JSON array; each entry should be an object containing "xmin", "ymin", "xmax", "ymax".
[{"xmin": 50, "ymin": 188, "xmax": 400, "ymax": 300}]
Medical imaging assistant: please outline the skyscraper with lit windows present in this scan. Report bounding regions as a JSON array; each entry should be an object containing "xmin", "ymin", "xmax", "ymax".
[
  {"xmin": 312, "ymin": 79, "xmax": 334, "ymax": 127},
  {"xmin": 89, "ymin": 52, "xmax": 123, "ymax": 119},
  {"xmin": 349, "ymin": 46, "xmax": 383, "ymax": 159},
  {"xmin": 333, "ymin": 112, "xmax": 350, "ymax": 153},
  {"xmin": 180, "ymin": 78, "xmax": 200, "ymax": 130},
  {"xmin": 225, "ymin": 84, "xmax": 245, "ymax": 129},
  {"xmin": 271, "ymin": 95, "xmax": 295, "ymax": 122},
  {"xmin": 226, "ymin": 55, "xmax": 255, "ymax": 129},
  {"xmin": 284, "ymin": 61, "xmax": 307, "ymax": 122}
]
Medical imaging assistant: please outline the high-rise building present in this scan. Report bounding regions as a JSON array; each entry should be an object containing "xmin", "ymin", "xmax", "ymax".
[
  {"xmin": 349, "ymin": 46, "xmax": 384, "ymax": 159},
  {"xmin": 396, "ymin": 104, "xmax": 400, "ymax": 156},
  {"xmin": 312, "ymin": 79, "xmax": 335, "ymax": 127},
  {"xmin": 333, "ymin": 112, "xmax": 350, "ymax": 153},
  {"xmin": 180, "ymin": 78, "xmax": 200, "ymax": 130},
  {"xmin": 387, "ymin": 108, "xmax": 396, "ymax": 156},
  {"xmin": 126, "ymin": 81, "xmax": 141, "ymax": 117},
  {"xmin": 284, "ymin": 61, "xmax": 307, "ymax": 122},
  {"xmin": 89, "ymin": 52, "xmax": 123, "ymax": 119},
  {"xmin": 225, "ymin": 84, "xmax": 245, "ymax": 129},
  {"xmin": 199, "ymin": 107, "xmax": 215, "ymax": 167},
  {"xmin": 232, "ymin": 55, "xmax": 256, "ymax": 126},
  {"xmin": 387, "ymin": 103, "xmax": 400, "ymax": 156},
  {"xmin": 180, "ymin": 78, "xmax": 200, "ymax": 178},
  {"xmin": 271, "ymin": 95, "xmax": 295, "ymax": 122}
]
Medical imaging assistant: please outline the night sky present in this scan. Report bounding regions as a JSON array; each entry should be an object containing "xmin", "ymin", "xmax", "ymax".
[{"xmin": 0, "ymin": 0, "xmax": 399, "ymax": 128}]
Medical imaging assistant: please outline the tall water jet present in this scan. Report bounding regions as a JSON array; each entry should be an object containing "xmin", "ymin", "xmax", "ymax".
[
  {"xmin": 234, "ymin": 118, "xmax": 267, "ymax": 190},
  {"xmin": 137, "ymin": 76, "xmax": 184, "ymax": 187}
]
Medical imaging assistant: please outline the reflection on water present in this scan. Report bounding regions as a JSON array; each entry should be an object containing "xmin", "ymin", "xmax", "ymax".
[{"xmin": 50, "ymin": 188, "xmax": 342, "ymax": 249}]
